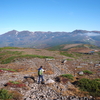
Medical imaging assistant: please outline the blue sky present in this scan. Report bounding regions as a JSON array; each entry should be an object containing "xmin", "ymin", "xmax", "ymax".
[{"xmin": 0, "ymin": 0, "xmax": 100, "ymax": 34}]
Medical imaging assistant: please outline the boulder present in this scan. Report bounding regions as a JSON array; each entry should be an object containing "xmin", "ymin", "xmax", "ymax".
[
  {"xmin": 78, "ymin": 71, "xmax": 84, "ymax": 75},
  {"xmin": 45, "ymin": 79, "xmax": 55, "ymax": 84},
  {"xmin": 61, "ymin": 60, "xmax": 67, "ymax": 64}
]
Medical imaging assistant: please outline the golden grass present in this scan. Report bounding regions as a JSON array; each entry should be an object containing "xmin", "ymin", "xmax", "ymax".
[
  {"xmin": 44, "ymin": 70, "xmax": 54, "ymax": 75},
  {"xmin": 10, "ymin": 90, "xmax": 23, "ymax": 100}
]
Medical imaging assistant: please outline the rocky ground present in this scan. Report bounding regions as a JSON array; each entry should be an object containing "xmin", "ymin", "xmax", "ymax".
[
  {"xmin": 0, "ymin": 57, "xmax": 98, "ymax": 100},
  {"xmin": 0, "ymin": 48, "xmax": 100, "ymax": 100}
]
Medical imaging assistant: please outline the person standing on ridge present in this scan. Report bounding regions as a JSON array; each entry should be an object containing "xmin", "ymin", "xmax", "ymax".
[{"xmin": 38, "ymin": 66, "xmax": 45, "ymax": 84}]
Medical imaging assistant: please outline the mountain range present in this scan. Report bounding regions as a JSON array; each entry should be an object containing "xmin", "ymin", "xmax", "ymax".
[{"xmin": 0, "ymin": 30, "xmax": 100, "ymax": 48}]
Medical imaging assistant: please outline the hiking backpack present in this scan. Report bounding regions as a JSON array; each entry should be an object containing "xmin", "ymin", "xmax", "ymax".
[{"xmin": 38, "ymin": 68, "xmax": 43, "ymax": 75}]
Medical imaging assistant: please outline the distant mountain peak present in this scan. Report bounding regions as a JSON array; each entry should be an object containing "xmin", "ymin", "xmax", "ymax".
[
  {"xmin": 72, "ymin": 30, "xmax": 89, "ymax": 33},
  {"xmin": 3, "ymin": 30, "xmax": 18, "ymax": 35},
  {"xmin": 0, "ymin": 29, "xmax": 100, "ymax": 48},
  {"xmin": 9, "ymin": 30, "xmax": 18, "ymax": 32}
]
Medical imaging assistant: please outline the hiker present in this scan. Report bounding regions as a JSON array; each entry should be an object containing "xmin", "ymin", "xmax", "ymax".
[{"xmin": 38, "ymin": 66, "xmax": 45, "ymax": 84}]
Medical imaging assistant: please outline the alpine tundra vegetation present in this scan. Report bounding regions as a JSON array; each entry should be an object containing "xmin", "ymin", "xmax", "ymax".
[{"xmin": 0, "ymin": 45, "xmax": 100, "ymax": 100}]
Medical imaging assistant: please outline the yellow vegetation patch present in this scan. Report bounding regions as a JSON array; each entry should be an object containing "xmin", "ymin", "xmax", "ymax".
[
  {"xmin": 44, "ymin": 70, "xmax": 54, "ymax": 75},
  {"xmin": 10, "ymin": 90, "xmax": 23, "ymax": 100},
  {"xmin": 68, "ymin": 86, "xmax": 89, "ymax": 97}
]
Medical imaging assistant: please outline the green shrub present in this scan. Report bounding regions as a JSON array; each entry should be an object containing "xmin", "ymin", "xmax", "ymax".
[
  {"xmin": 18, "ymin": 54, "xmax": 54, "ymax": 59},
  {"xmin": 0, "ymin": 47, "xmax": 19, "ymax": 50},
  {"xmin": 0, "ymin": 89, "xmax": 13, "ymax": 100},
  {"xmin": 48, "ymin": 45, "xmax": 64, "ymax": 51},
  {"xmin": 83, "ymin": 70, "xmax": 93, "ymax": 74},
  {"xmin": 0, "ymin": 54, "xmax": 54, "ymax": 64},
  {"xmin": 0, "ymin": 47, "xmax": 54, "ymax": 64},
  {"xmin": 0, "ymin": 50, "xmax": 22, "ymax": 64},
  {"xmin": 0, "ymin": 68, "xmax": 16, "ymax": 72},
  {"xmin": 61, "ymin": 74, "xmax": 74, "ymax": 80},
  {"xmin": 6, "ymin": 81, "xmax": 26, "ymax": 88},
  {"xmin": 1, "ymin": 56, "xmax": 17, "ymax": 64},
  {"xmin": 9, "ymin": 81, "xmax": 20, "ymax": 84},
  {"xmin": 60, "ymin": 52, "xmax": 74, "ymax": 57},
  {"xmin": 66, "ymin": 59, "xmax": 73, "ymax": 61},
  {"xmin": 94, "ymin": 78, "xmax": 100, "ymax": 82},
  {"xmin": 77, "ymin": 78, "xmax": 100, "ymax": 97},
  {"xmin": 6, "ymin": 51, "xmax": 22, "ymax": 55}
]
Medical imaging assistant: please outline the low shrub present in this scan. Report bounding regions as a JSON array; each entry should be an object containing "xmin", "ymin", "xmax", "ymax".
[
  {"xmin": 0, "ymin": 53, "xmax": 54, "ymax": 64},
  {"xmin": 83, "ymin": 70, "xmax": 93, "ymax": 74},
  {"xmin": 94, "ymin": 78, "xmax": 100, "ymax": 82},
  {"xmin": 0, "ymin": 68, "xmax": 16, "ymax": 72},
  {"xmin": 1, "ymin": 56, "xmax": 17, "ymax": 64},
  {"xmin": 60, "ymin": 52, "xmax": 74, "ymax": 58},
  {"xmin": 9, "ymin": 81, "xmax": 20, "ymax": 84},
  {"xmin": 66, "ymin": 59, "xmax": 73, "ymax": 61},
  {"xmin": 11, "ymin": 90, "xmax": 23, "ymax": 100},
  {"xmin": 18, "ymin": 54, "xmax": 54, "ymax": 59},
  {"xmin": 77, "ymin": 78, "xmax": 100, "ymax": 97},
  {"xmin": 0, "ymin": 47, "xmax": 19, "ymax": 50},
  {"xmin": 61, "ymin": 74, "xmax": 74, "ymax": 80},
  {"xmin": 0, "ymin": 89, "xmax": 13, "ymax": 100},
  {"xmin": 6, "ymin": 81, "xmax": 26, "ymax": 88}
]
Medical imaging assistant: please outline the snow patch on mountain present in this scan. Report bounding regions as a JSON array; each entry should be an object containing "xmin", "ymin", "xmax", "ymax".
[
  {"xmin": 52, "ymin": 36, "xmax": 54, "ymax": 38},
  {"xmin": 15, "ymin": 32, "xmax": 18, "ymax": 37}
]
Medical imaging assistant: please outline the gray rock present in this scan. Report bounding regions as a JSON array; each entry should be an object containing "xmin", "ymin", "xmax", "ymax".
[
  {"xmin": 78, "ymin": 71, "xmax": 84, "ymax": 75},
  {"xmin": 61, "ymin": 60, "xmax": 67, "ymax": 64},
  {"xmin": 25, "ymin": 97, "xmax": 31, "ymax": 100},
  {"xmin": 95, "ymin": 64, "xmax": 100, "ymax": 67},
  {"xmin": 80, "ymin": 63, "xmax": 88, "ymax": 66},
  {"xmin": 45, "ymin": 79, "xmax": 55, "ymax": 84},
  {"xmin": 76, "ymin": 66, "xmax": 83, "ymax": 68}
]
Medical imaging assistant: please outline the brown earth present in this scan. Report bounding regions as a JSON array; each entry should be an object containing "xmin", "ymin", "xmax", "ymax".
[
  {"xmin": 8, "ymin": 48, "xmax": 71, "ymax": 59},
  {"xmin": 68, "ymin": 47, "xmax": 92, "ymax": 53},
  {"xmin": 62, "ymin": 44, "xmax": 82, "ymax": 49}
]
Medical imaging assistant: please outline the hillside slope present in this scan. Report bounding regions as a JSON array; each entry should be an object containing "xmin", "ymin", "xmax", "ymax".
[{"xmin": 0, "ymin": 47, "xmax": 100, "ymax": 100}]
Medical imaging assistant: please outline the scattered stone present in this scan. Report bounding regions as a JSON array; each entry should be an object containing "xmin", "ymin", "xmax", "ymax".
[
  {"xmin": 80, "ymin": 63, "xmax": 88, "ymax": 66},
  {"xmin": 25, "ymin": 97, "xmax": 31, "ymax": 100},
  {"xmin": 76, "ymin": 66, "xmax": 83, "ymax": 68},
  {"xmin": 45, "ymin": 58, "xmax": 55, "ymax": 61},
  {"xmin": 89, "ymin": 62, "xmax": 93, "ymax": 64},
  {"xmin": 94, "ymin": 64, "xmax": 100, "ymax": 67}
]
